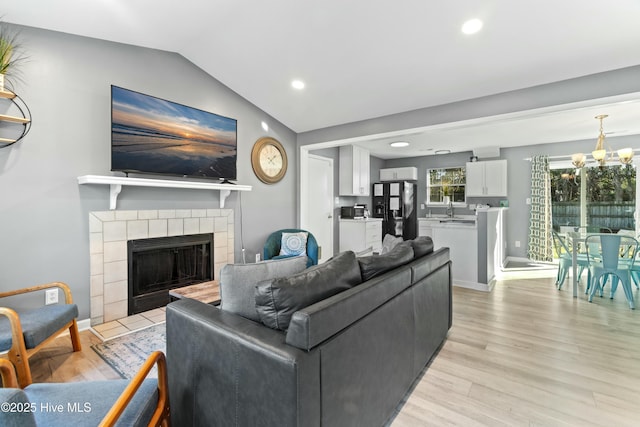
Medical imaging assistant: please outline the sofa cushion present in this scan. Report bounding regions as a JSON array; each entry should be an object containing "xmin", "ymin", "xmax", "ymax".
[
  {"xmin": 358, "ymin": 242, "xmax": 414, "ymax": 281},
  {"xmin": 219, "ymin": 256, "xmax": 308, "ymax": 322},
  {"xmin": 408, "ymin": 236, "xmax": 434, "ymax": 258},
  {"xmin": 279, "ymin": 232, "xmax": 308, "ymax": 256},
  {"xmin": 255, "ymin": 251, "xmax": 362, "ymax": 331},
  {"xmin": 380, "ymin": 234, "xmax": 403, "ymax": 254}
]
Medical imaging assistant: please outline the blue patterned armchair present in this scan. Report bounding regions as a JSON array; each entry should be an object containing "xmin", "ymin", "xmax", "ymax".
[{"xmin": 263, "ymin": 229, "xmax": 318, "ymax": 267}]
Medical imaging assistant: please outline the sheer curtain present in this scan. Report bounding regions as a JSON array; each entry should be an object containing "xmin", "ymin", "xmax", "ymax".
[{"xmin": 528, "ymin": 155, "xmax": 553, "ymax": 262}]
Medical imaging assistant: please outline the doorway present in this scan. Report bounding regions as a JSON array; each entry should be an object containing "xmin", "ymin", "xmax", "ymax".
[{"xmin": 301, "ymin": 154, "xmax": 334, "ymax": 263}]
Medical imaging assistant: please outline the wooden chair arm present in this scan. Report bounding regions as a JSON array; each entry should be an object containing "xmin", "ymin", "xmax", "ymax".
[
  {"xmin": 0, "ymin": 306, "xmax": 26, "ymax": 352},
  {"xmin": 0, "ymin": 359, "xmax": 19, "ymax": 388},
  {"xmin": 99, "ymin": 351, "xmax": 170, "ymax": 427},
  {"xmin": 0, "ymin": 282, "xmax": 74, "ymax": 304}
]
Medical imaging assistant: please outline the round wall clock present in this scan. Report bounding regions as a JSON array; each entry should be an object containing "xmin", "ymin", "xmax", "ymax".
[{"xmin": 251, "ymin": 137, "xmax": 288, "ymax": 184}]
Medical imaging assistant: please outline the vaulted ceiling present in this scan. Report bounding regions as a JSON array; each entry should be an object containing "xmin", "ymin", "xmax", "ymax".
[{"xmin": 4, "ymin": 0, "xmax": 640, "ymax": 157}]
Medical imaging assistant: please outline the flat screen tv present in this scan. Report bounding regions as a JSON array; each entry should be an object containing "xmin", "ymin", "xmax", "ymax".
[{"xmin": 111, "ymin": 85, "xmax": 237, "ymax": 181}]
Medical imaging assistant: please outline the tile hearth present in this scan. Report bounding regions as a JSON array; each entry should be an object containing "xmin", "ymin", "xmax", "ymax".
[{"xmin": 89, "ymin": 208, "xmax": 233, "ymax": 326}]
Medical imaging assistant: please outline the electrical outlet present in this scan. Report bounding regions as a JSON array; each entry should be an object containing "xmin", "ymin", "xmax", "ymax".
[
  {"xmin": 515, "ymin": 241, "xmax": 521, "ymax": 248},
  {"xmin": 255, "ymin": 253, "xmax": 261, "ymax": 262},
  {"xmin": 45, "ymin": 289, "xmax": 58, "ymax": 305}
]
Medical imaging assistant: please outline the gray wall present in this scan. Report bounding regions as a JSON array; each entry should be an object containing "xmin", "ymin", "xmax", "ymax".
[{"xmin": 0, "ymin": 25, "xmax": 297, "ymax": 318}]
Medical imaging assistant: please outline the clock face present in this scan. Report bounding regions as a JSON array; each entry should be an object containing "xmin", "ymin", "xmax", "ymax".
[
  {"xmin": 259, "ymin": 144, "xmax": 283, "ymax": 177},
  {"xmin": 251, "ymin": 137, "xmax": 288, "ymax": 183}
]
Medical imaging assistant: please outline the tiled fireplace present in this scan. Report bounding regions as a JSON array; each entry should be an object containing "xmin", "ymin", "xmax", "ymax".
[{"xmin": 89, "ymin": 208, "xmax": 233, "ymax": 325}]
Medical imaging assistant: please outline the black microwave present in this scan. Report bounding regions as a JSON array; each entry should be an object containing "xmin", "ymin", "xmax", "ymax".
[{"xmin": 341, "ymin": 205, "xmax": 366, "ymax": 219}]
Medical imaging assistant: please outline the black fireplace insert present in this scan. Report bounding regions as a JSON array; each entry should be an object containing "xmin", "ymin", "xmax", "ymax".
[{"xmin": 128, "ymin": 233, "xmax": 213, "ymax": 315}]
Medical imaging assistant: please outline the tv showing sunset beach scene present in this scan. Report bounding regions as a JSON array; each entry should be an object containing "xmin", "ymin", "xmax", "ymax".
[{"xmin": 111, "ymin": 85, "xmax": 237, "ymax": 180}]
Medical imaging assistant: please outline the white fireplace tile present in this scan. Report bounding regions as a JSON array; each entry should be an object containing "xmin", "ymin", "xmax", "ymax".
[
  {"xmin": 91, "ymin": 296, "xmax": 104, "ymax": 317},
  {"xmin": 175, "ymin": 209, "xmax": 191, "ymax": 218},
  {"xmin": 192, "ymin": 209, "xmax": 206, "ymax": 218},
  {"xmin": 127, "ymin": 220, "xmax": 149, "ymax": 240},
  {"xmin": 138, "ymin": 210, "xmax": 159, "ymax": 220},
  {"xmin": 214, "ymin": 232, "xmax": 228, "ymax": 247},
  {"xmin": 90, "ymin": 275, "xmax": 104, "ymax": 297},
  {"xmin": 214, "ymin": 217, "xmax": 228, "ymax": 232},
  {"xmin": 89, "ymin": 232, "xmax": 103, "ymax": 254},
  {"xmin": 221, "ymin": 209, "xmax": 232, "ymax": 217},
  {"xmin": 149, "ymin": 219, "xmax": 168, "ymax": 237},
  {"xmin": 104, "ymin": 301, "xmax": 128, "ymax": 323},
  {"xmin": 103, "ymin": 221, "xmax": 127, "ymax": 242},
  {"xmin": 93, "ymin": 211, "xmax": 115, "ymax": 222},
  {"xmin": 104, "ymin": 260, "xmax": 127, "ymax": 283},
  {"xmin": 104, "ymin": 280, "xmax": 128, "ymax": 304},
  {"xmin": 214, "ymin": 249, "xmax": 227, "ymax": 265},
  {"xmin": 200, "ymin": 218, "xmax": 214, "ymax": 233},
  {"xmin": 167, "ymin": 219, "xmax": 184, "ymax": 236},
  {"xmin": 90, "ymin": 253, "xmax": 104, "ymax": 275},
  {"xmin": 184, "ymin": 218, "xmax": 200, "ymax": 234},
  {"xmin": 104, "ymin": 241, "xmax": 127, "ymax": 263},
  {"xmin": 159, "ymin": 210, "xmax": 176, "ymax": 219},
  {"xmin": 89, "ymin": 214, "xmax": 103, "ymax": 233},
  {"xmin": 116, "ymin": 211, "xmax": 139, "ymax": 221},
  {"xmin": 207, "ymin": 209, "xmax": 221, "ymax": 217}
]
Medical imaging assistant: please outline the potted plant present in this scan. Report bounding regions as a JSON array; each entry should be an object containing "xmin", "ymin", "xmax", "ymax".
[{"xmin": 0, "ymin": 20, "xmax": 26, "ymax": 92}]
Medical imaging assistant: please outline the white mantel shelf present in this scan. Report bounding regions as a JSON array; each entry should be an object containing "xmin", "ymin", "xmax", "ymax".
[{"xmin": 77, "ymin": 175, "xmax": 252, "ymax": 209}]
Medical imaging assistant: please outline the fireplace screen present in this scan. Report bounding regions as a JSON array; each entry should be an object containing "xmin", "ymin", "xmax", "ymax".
[{"xmin": 128, "ymin": 233, "xmax": 213, "ymax": 314}]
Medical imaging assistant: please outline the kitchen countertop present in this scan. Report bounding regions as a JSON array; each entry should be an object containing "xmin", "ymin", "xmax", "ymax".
[
  {"xmin": 419, "ymin": 215, "xmax": 477, "ymax": 228},
  {"xmin": 339, "ymin": 217, "xmax": 382, "ymax": 222}
]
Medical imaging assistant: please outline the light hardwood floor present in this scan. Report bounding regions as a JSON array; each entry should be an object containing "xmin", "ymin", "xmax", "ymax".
[{"xmin": 29, "ymin": 275, "xmax": 640, "ymax": 426}]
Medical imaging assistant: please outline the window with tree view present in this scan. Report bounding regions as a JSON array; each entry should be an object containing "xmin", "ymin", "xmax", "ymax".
[
  {"xmin": 551, "ymin": 164, "xmax": 636, "ymax": 232},
  {"xmin": 427, "ymin": 167, "xmax": 466, "ymax": 205}
]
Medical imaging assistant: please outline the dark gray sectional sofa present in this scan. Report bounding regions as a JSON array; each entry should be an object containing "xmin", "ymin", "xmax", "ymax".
[{"xmin": 166, "ymin": 237, "xmax": 452, "ymax": 426}]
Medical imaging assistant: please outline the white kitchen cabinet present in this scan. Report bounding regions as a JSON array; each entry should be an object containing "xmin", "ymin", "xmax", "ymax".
[
  {"xmin": 339, "ymin": 219, "xmax": 382, "ymax": 253},
  {"xmin": 465, "ymin": 160, "xmax": 507, "ymax": 197},
  {"xmin": 379, "ymin": 167, "xmax": 418, "ymax": 182},
  {"xmin": 339, "ymin": 145, "xmax": 370, "ymax": 196},
  {"xmin": 418, "ymin": 219, "xmax": 440, "ymax": 238}
]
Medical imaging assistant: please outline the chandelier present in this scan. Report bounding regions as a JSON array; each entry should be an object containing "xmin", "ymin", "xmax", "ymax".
[{"xmin": 571, "ymin": 114, "xmax": 634, "ymax": 168}]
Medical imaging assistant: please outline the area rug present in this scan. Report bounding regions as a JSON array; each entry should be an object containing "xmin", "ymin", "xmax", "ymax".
[{"xmin": 91, "ymin": 323, "xmax": 166, "ymax": 379}]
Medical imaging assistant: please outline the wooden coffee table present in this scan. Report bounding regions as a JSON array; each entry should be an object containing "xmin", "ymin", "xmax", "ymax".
[{"xmin": 169, "ymin": 280, "xmax": 220, "ymax": 305}]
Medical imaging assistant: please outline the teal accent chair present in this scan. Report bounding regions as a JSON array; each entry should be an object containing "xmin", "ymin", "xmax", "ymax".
[
  {"xmin": 552, "ymin": 231, "xmax": 588, "ymax": 290},
  {"xmin": 263, "ymin": 229, "xmax": 318, "ymax": 267},
  {"xmin": 0, "ymin": 351, "xmax": 170, "ymax": 426},
  {"xmin": 585, "ymin": 234, "xmax": 638, "ymax": 309}
]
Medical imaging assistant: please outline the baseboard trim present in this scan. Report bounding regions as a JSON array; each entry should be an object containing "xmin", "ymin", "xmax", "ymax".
[
  {"xmin": 77, "ymin": 318, "xmax": 91, "ymax": 331},
  {"xmin": 453, "ymin": 280, "xmax": 494, "ymax": 292}
]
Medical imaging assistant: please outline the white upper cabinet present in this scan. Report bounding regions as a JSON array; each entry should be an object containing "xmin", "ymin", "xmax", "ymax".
[
  {"xmin": 379, "ymin": 167, "xmax": 418, "ymax": 181},
  {"xmin": 339, "ymin": 145, "xmax": 370, "ymax": 196},
  {"xmin": 465, "ymin": 160, "xmax": 507, "ymax": 197}
]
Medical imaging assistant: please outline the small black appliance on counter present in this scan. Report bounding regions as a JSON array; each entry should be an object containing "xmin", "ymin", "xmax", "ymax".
[{"xmin": 340, "ymin": 205, "xmax": 366, "ymax": 219}]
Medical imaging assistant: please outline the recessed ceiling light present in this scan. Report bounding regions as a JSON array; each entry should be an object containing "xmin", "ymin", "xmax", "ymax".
[
  {"xmin": 461, "ymin": 18, "xmax": 483, "ymax": 35},
  {"xmin": 390, "ymin": 141, "xmax": 410, "ymax": 148},
  {"xmin": 291, "ymin": 80, "xmax": 305, "ymax": 90},
  {"xmin": 434, "ymin": 149, "xmax": 451, "ymax": 155}
]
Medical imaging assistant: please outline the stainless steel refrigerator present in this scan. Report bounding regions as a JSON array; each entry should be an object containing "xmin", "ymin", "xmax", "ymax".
[{"xmin": 372, "ymin": 181, "xmax": 417, "ymax": 240}]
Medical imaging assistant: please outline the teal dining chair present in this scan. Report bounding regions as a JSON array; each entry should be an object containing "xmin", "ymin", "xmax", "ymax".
[
  {"xmin": 552, "ymin": 231, "xmax": 588, "ymax": 290},
  {"xmin": 585, "ymin": 234, "xmax": 638, "ymax": 309}
]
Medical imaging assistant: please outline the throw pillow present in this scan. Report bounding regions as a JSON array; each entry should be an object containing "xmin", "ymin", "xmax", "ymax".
[
  {"xmin": 279, "ymin": 231, "xmax": 309, "ymax": 257},
  {"xmin": 408, "ymin": 236, "xmax": 434, "ymax": 258},
  {"xmin": 358, "ymin": 242, "xmax": 414, "ymax": 281},
  {"xmin": 255, "ymin": 251, "xmax": 362, "ymax": 331},
  {"xmin": 219, "ymin": 256, "xmax": 308, "ymax": 321},
  {"xmin": 380, "ymin": 234, "xmax": 403, "ymax": 254}
]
